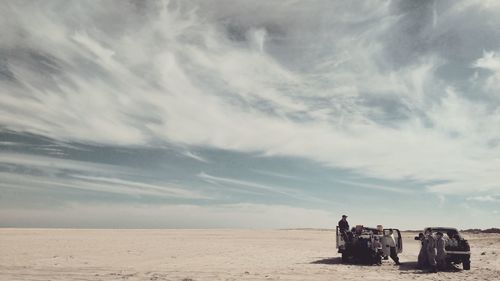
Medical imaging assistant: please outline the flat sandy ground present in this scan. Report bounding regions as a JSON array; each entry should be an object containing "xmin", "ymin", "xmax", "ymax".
[{"xmin": 0, "ymin": 229, "xmax": 499, "ymax": 281}]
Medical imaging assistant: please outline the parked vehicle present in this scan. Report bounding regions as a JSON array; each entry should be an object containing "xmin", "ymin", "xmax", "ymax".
[
  {"xmin": 336, "ymin": 225, "xmax": 403, "ymax": 264},
  {"xmin": 415, "ymin": 227, "xmax": 471, "ymax": 270}
]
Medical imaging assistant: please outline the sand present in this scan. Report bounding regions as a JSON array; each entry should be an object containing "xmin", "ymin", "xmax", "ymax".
[{"xmin": 0, "ymin": 229, "xmax": 498, "ymax": 281}]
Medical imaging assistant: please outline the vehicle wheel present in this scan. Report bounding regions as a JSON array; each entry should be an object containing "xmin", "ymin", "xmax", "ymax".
[
  {"xmin": 341, "ymin": 252, "xmax": 348, "ymax": 263},
  {"xmin": 463, "ymin": 260, "xmax": 470, "ymax": 270}
]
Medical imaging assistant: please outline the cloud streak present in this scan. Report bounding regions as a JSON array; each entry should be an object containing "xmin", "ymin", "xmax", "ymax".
[
  {"xmin": 198, "ymin": 172, "xmax": 326, "ymax": 204},
  {"xmin": 333, "ymin": 179, "xmax": 412, "ymax": 194}
]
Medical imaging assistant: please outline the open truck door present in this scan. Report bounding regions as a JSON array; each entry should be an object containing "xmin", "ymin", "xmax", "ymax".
[
  {"xmin": 381, "ymin": 231, "xmax": 390, "ymax": 257},
  {"xmin": 383, "ymin": 228, "xmax": 403, "ymax": 254},
  {"xmin": 394, "ymin": 229, "xmax": 403, "ymax": 253}
]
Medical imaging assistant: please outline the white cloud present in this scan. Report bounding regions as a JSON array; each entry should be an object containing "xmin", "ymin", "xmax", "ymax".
[
  {"xmin": 251, "ymin": 169, "xmax": 304, "ymax": 181},
  {"xmin": 0, "ymin": 172, "xmax": 209, "ymax": 200},
  {"xmin": 0, "ymin": 152, "xmax": 129, "ymax": 175},
  {"xmin": 182, "ymin": 150, "xmax": 209, "ymax": 163},
  {"xmin": 198, "ymin": 172, "xmax": 325, "ymax": 203},
  {"xmin": 0, "ymin": 152, "xmax": 210, "ymax": 199},
  {"xmin": 474, "ymin": 51, "xmax": 500, "ymax": 94},
  {"xmin": 466, "ymin": 195, "xmax": 500, "ymax": 203},
  {"xmin": 1, "ymin": 0, "xmax": 500, "ymax": 200},
  {"xmin": 71, "ymin": 175, "xmax": 210, "ymax": 199},
  {"xmin": 333, "ymin": 179, "xmax": 412, "ymax": 194}
]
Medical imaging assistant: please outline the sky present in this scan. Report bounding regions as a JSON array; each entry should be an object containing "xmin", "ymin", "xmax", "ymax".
[{"xmin": 1, "ymin": 0, "xmax": 499, "ymax": 229}]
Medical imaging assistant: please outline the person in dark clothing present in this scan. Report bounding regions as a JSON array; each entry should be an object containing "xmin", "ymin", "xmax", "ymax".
[
  {"xmin": 373, "ymin": 236, "xmax": 383, "ymax": 265},
  {"xmin": 417, "ymin": 232, "xmax": 429, "ymax": 269},
  {"xmin": 436, "ymin": 232, "xmax": 447, "ymax": 270},
  {"xmin": 338, "ymin": 215, "xmax": 350, "ymax": 243},
  {"xmin": 426, "ymin": 229, "xmax": 438, "ymax": 273},
  {"xmin": 338, "ymin": 215, "xmax": 349, "ymax": 232}
]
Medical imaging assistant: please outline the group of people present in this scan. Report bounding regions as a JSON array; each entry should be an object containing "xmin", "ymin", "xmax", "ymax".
[
  {"xmin": 417, "ymin": 229, "xmax": 448, "ymax": 273},
  {"xmin": 338, "ymin": 215, "xmax": 400, "ymax": 265},
  {"xmin": 338, "ymin": 216, "xmax": 465, "ymax": 273}
]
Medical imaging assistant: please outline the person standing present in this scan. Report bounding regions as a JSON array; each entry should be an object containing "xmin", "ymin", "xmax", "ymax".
[
  {"xmin": 417, "ymin": 233, "xmax": 428, "ymax": 269},
  {"xmin": 373, "ymin": 236, "xmax": 383, "ymax": 265},
  {"xmin": 435, "ymin": 232, "xmax": 447, "ymax": 270},
  {"xmin": 426, "ymin": 230, "xmax": 438, "ymax": 273},
  {"xmin": 385, "ymin": 229, "xmax": 401, "ymax": 265}
]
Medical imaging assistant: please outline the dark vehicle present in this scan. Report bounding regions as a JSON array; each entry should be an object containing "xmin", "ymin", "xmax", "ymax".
[
  {"xmin": 336, "ymin": 225, "xmax": 403, "ymax": 264},
  {"xmin": 415, "ymin": 227, "xmax": 471, "ymax": 270}
]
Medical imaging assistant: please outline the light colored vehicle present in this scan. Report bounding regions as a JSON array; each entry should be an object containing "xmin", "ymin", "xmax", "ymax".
[
  {"xmin": 336, "ymin": 225, "xmax": 403, "ymax": 264},
  {"xmin": 415, "ymin": 227, "xmax": 471, "ymax": 270}
]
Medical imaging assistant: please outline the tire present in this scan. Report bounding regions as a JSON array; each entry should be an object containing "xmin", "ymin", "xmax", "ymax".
[
  {"xmin": 342, "ymin": 252, "xmax": 349, "ymax": 263},
  {"xmin": 463, "ymin": 260, "xmax": 470, "ymax": 270}
]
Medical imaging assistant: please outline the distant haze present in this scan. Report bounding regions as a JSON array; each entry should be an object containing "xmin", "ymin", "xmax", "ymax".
[{"xmin": 0, "ymin": 0, "xmax": 499, "ymax": 229}]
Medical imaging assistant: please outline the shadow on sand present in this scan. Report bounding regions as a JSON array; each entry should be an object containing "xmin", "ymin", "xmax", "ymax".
[
  {"xmin": 311, "ymin": 258, "xmax": 462, "ymax": 274},
  {"xmin": 398, "ymin": 261, "xmax": 462, "ymax": 274},
  {"xmin": 311, "ymin": 257, "xmax": 392, "ymax": 266},
  {"xmin": 310, "ymin": 257, "xmax": 343, "ymax": 265},
  {"xmin": 310, "ymin": 257, "xmax": 386, "ymax": 266},
  {"xmin": 397, "ymin": 261, "xmax": 419, "ymax": 271}
]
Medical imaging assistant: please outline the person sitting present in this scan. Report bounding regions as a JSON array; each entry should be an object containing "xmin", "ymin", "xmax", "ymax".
[
  {"xmin": 338, "ymin": 215, "xmax": 349, "ymax": 232},
  {"xmin": 448, "ymin": 234, "xmax": 459, "ymax": 247}
]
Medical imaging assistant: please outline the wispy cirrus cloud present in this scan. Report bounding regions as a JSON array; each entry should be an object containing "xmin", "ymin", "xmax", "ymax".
[
  {"xmin": 251, "ymin": 169, "xmax": 304, "ymax": 181},
  {"xmin": 198, "ymin": 172, "xmax": 330, "ymax": 204},
  {"xmin": 0, "ymin": 172, "xmax": 205, "ymax": 199},
  {"xmin": 467, "ymin": 195, "xmax": 500, "ymax": 204},
  {"xmin": 0, "ymin": 152, "xmax": 129, "ymax": 174},
  {"xmin": 333, "ymin": 179, "xmax": 412, "ymax": 194},
  {"xmin": 182, "ymin": 150, "xmax": 209, "ymax": 163},
  {"xmin": 0, "ymin": 151, "xmax": 211, "ymax": 200},
  {"xmin": 71, "ymin": 175, "xmax": 210, "ymax": 199}
]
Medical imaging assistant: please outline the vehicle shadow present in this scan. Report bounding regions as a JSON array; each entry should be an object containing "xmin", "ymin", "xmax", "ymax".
[
  {"xmin": 397, "ymin": 261, "xmax": 419, "ymax": 271},
  {"xmin": 397, "ymin": 261, "xmax": 462, "ymax": 273},
  {"xmin": 310, "ymin": 257, "xmax": 343, "ymax": 265},
  {"xmin": 310, "ymin": 257, "xmax": 379, "ymax": 266}
]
